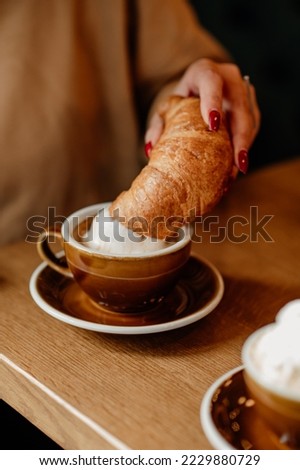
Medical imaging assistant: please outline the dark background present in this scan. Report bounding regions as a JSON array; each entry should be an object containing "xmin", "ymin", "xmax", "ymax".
[
  {"xmin": 1, "ymin": 400, "xmax": 61, "ymax": 450},
  {"xmin": 189, "ymin": 0, "xmax": 300, "ymax": 171}
]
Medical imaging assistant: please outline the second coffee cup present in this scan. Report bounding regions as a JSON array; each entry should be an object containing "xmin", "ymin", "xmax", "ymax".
[{"xmin": 242, "ymin": 304, "xmax": 300, "ymax": 448}]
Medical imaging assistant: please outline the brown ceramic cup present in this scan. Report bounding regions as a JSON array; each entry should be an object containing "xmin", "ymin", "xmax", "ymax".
[
  {"xmin": 242, "ymin": 325, "xmax": 300, "ymax": 448},
  {"xmin": 37, "ymin": 202, "xmax": 192, "ymax": 312}
]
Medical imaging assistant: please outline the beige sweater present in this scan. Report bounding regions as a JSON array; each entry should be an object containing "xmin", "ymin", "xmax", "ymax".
[{"xmin": 0, "ymin": 0, "xmax": 229, "ymax": 244}]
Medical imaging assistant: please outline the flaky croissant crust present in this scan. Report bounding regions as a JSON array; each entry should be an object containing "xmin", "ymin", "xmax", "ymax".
[{"xmin": 110, "ymin": 95, "xmax": 234, "ymax": 239}]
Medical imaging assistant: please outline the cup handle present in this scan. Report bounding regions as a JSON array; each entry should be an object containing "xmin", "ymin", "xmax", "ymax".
[{"xmin": 37, "ymin": 226, "xmax": 73, "ymax": 278}]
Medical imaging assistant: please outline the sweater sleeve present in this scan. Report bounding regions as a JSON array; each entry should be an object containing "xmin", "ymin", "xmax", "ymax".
[{"xmin": 133, "ymin": 0, "xmax": 231, "ymax": 111}]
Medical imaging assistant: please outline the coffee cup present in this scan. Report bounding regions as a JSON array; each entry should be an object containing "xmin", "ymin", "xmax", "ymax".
[
  {"xmin": 242, "ymin": 314, "xmax": 300, "ymax": 448},
  {"xmin": 37, "ymin": 202, "xmax": 192, "ymax": 312}
]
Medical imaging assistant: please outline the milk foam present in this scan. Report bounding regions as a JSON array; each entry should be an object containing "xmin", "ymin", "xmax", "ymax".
[
  {"xmin": 84, "ymin": 207, "xmax": 170, "ymax": 255},
  {"xmin": 250, "ymin": 300, "xmax": 300, "ymax": 392}
]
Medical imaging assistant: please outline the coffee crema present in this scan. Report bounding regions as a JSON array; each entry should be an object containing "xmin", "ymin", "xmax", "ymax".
[
  {"xmin": 242, "ymin": 300, "xmax": 300, "ymax": 448},
  {"xmin": 81, "ymin": 206, "xmax": 171, "ymax": 255},
  {"xmin": 248, "ymin": 301, "xmax": 300, "ymax": 393}
]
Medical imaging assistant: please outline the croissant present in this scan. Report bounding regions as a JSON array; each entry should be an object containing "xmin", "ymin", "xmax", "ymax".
[{"xmin": 110, "ymin": 95, "xmax": 234, "ymax": 239}]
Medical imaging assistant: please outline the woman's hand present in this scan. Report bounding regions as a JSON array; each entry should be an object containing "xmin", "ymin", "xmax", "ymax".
[{"xmin": 145, "ymin": 58, "xmax": 261, "ymax": 174}]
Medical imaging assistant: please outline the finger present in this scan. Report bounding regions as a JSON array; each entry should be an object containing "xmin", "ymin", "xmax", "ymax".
[
  {"xmin": 198, "ymin": 69, "xmax": 223, "ymax": 131},
  {"xmin": 174, "ymin": 60, "xmax": 224, "ymax": 131},
  {"xmin": 229, "ymin": 104, "xmax": 253, "ymax": 174},
  {"xmin": 247, "ymin": 83, "xmax": 261, "ymax": 136},
  {"xmin": 243, "ymin": 77, "xmax": 261, "ymax": 134},
  {"xmin": 232, "ymin": 82, "xmax": 261, "ymax": 173},
  {"xmin": 219, "ymin": 72, "xmax": 252, "ymax": 172},
  {"xmin": 144, "ymin": 112, "xmax": 164, "ymax": 157}
]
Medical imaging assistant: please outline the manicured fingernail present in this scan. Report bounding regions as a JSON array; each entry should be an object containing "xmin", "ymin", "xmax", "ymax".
[
  {"xmin": 238, "ymin": 149, "xmax": 249, "ymax": 174},
  {"xmin": 144, "ymin": 141, "xmax": 152, "ymax": 158},
  {"xmin": 209, "ymin": 109, "xmax": 220, "ymax": 131}
]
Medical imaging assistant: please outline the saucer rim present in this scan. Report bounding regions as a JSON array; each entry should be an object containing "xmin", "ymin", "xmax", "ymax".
[
  {"xmin": 200, "ymin": 365, "xmax": 243, "ymax": 450},
  {"xmin": 29, "ymin": 253, "xmax": 224, "ymax": 335}
]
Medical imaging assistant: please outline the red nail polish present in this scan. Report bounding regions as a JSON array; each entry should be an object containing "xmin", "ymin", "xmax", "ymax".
[
  {"xmin": 238, "ymin": 149, "xmax": 249, "ymax": 174},
  {"xmin": 144, "ymin": 141, "xmax": 152, "ymax": 158},
  {"xmin": 209, "ymin": 110, "xmax": 220, "ymax": 131}
]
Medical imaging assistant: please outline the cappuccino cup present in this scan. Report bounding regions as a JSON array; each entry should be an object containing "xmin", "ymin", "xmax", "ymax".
[
  {"xmin": 242, "ymin": 307, "xmax": 300, "ymax": 448},
  {"xmin": 37, "ymin": 202, "xmax": 191, "ymax": 312}
]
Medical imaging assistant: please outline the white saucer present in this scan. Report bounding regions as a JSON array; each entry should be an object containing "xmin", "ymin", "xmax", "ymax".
[
  {"xmin": 200, "ymin": 366, "xmax": 297, "ymax": 450},
  {"xmin": 29, "ymin": 254, "xmax": 224, "ymax": 335}
]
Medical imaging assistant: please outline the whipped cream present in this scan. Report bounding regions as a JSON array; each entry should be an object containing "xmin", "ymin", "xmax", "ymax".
[
  {"xmin": 83, "ymin": 207, "xmax": 170, "ymax": 255},
  {"xmin": 250, "ymin": 300, "xmax": 300, "ymax": 392}
]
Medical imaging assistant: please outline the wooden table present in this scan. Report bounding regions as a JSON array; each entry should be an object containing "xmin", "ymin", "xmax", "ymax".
[{"xmin": 1, "ymin": 157, "xmax": 300, "ymax": 450}]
